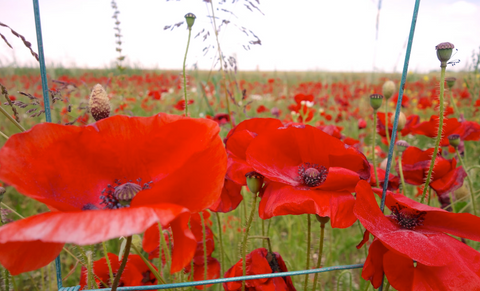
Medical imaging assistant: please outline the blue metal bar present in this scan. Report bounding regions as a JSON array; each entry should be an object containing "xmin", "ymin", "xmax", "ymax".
[
  {"xmin": 59, "ymin": 264, "xmax": 363, "ymax": 291},
  {"xmin": 55, "ymin": 256, "xmax": 63, "ymax": 289},
  {"xmin": 378, "ymin": 0, "xmax": 421, "ymax": 290},
  {"xmin": 379, "ymin": 0, "xmax": 421, "ymax": 211},
  {"xmin": 32, "ymin": 0, "xmax": 52, "ymax": 123}
]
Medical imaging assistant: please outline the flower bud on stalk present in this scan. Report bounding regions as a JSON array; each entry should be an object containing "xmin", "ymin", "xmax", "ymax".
[
  {"xmin": 382, "ymin": 81, "xmax": 396, "ymax": 100},
  {"xmin": 395, "ymin": 140, "xmax": 409, "ymax": 152},
  {"xmin": 245, "ymin": 172, "xmax": 264, "ymax": 195},
  {"xmin": 436, "ymin": 42, "xmax": 454, "ymax": 68},
  {"xmin": 89, "ymin": 84, "xmax": 111, "ymax": 121},
  {"xmin": 445, "ymin": 77, "xmax": 456, "ymax": 89},
  {"xmin": 391, "ymin": 111, "xmax": 406, "ymax": 131},
  {"xmin": 185, "ymin": 13, "xmax": 196, "ymax": 29},
  {"xmin": 448, "ymin": 134, "xmax": 460, "ymax": 148},
  {"xmin": 369, "ymin": 94, "xmax": 383, "ymax": 110}
]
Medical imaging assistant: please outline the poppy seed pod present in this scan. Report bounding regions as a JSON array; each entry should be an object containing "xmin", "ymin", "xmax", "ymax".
[
  {"xmin": 315, "ymin": 215, "xmax": 330, "ymax": 225},
  {"xmin": 448, "ymin": 134, "xmax": 460, "ymax": 148},
  {"xmin": 89, "ymin": 84, "xmax": 110, "ymax": 121},
  {"xmin": 245, "ymin": 171, "xmax": 264, "ymax": 195},
  {"xmin": 395, "ymin": 140, "xmax": 409, "ymax": 152},
  {"xmin": 436, "ymin": 42, "xmax": 454, "ymax": 67},
  {"xmin": 369, "ymin": 94, "xmax": 383, "ymax": 110},
  {"xmin": 382, "ymin": 81, "xmax": 396, "ymax": 100},
  {"xmin": 445, "ymin": 77, "xmax": 456, "ymax": 89},
  {"xmin": 390, "ymin": 111, "xmax": 406, "ymax": 131},
  {"xmin": 185, "ymin": 13, "xmax": 196, "ymax": 29}
]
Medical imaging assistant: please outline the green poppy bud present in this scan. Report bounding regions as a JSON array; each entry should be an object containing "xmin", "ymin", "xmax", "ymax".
[
  {"xmin": 245, "ymin": 171, "xmax": 264, "ymax": 195},
  {"xmin": 448, "ymin": 134, "xmax": 460, "ymax": 148},
  {"xmin": 185, "ymin": 13, "xmax": 196, "ymax": 29},
  {"xmin": 395, "ymin": 140, "xmax": 409, "ymax": 152},
  {"xmin": 382, "ymin": 81, "xmax": 396, "ymax": 100},
  {"xmin": 369, "ymin": 94, "xmax": 383, "ymax": 110},
  {"xmin": 445, "ymin": 77, "xmax": 456, "ymax": 89},
  {"xmin": 436, "ymin": 42, "xmax": 454, "ymax": 67}
]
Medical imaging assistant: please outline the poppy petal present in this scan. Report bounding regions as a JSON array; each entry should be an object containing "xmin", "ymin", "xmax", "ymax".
[
  {"xmin": 209, "ymin": 179, "xmax": 243, "ymax": 213},
  {"xmin": 259, "ymin": 182, "xmax": 356, "ymax": 228},
  {"xmin": 361, "ymin": 239, "xmax": 388, "ymax": 289}
]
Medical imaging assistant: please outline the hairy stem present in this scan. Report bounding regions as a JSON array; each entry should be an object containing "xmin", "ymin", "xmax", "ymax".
[
  {"xmin": 215, "ymin": 212, "xmax": 225, "ymax": 277},
  {"xmin": 303, "ymin": 214, "xmax": 312, "ymax": 291},
  {"xmin": 421, "ymin": 65, "xmax": 446, "ymax": 203},
  {"xmin": 385, "ymin": 100, "xmax": 390, "ymax": 146},
  {"xmin": 183, "ymin": 26, "xmax": 193, "ymax": 116},
  {"xmin": 102, "ymin": 241, "xmax": 115, "ymax": 285},
  {"xmin": 312, "ymin": 222, "xmax": 326, "ymax": 291},
  {"xmin": 456, "ymin": 148, "xmax": 477, "ymax": 215},
  {"xmin": 200, "ymin": 213, "xmax": 208, "ymax": 283},
  {"xmin": 397, "ymin": 156, "xmax": 407, "ymax": 195},
  {"xmin": 241, "ymin": 194, "xmax": 258, "ymax": 291},
  {"xmin": 372, "ymin": 110, "xmax": 380, "ymax": 188},
  {"xmin": 111, "ymin": 236, "xmax": 132, "ymax": 291}
]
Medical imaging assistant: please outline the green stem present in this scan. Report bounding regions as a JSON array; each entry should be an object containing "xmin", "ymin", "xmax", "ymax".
[
  {"xmin": 241, "ymin": 194, "xmax": 258, "ymax": 291},
  {"xmin": 111, "ymin": 236, "xmax": 132, "ymax": 291},
  {"xmin": 0, "ymin": 130, "xmax": 8, "ymax": 140},
  {"xmin": 467, "ymin": 165, "xmax": 480, "ymax": 172},
  {"xmin": 86, "ymin": 251, "xmax": 95, "ymax": 289},
  {"xmin": 0, "ymin": 105, "xmax": 25, "ymax": 132},
  {"xmin": 200, "ymin": 213, "xmax": 208, "ymax": 283},
  {"xmin": 303, "ymin": 214, "xmax": 312, "ymax": 291},
  {"xmin": 40, "ymin": 267, "xmax": 45, "ymax": 291},
  {"xmin": 183, "ymin": 27, "xmax": 192, "ymax": 116},
  {"xmin": 312, "ymin": 222, "xmax": 326, "ymax": 291},
  {"xmin": 372, "ymin": 110, "xmax": 380, "ymax": 188},
  {"xmin": 11, "ymin": 273, "xmax": 18, "ymax": 291},
  {"xmin": 385, "ymin": 100, "xmax": 390, "ymax": 146},
  {"xmin": 427, "ymin": 187, "xmax": 432, "ymax": 206},
  {"xmin": 159, "ymin": 223, "xmax": 172, "ymax": 274},
  {"xmin": 450, "ymin": 90, "xmax": 461, "ymax": 118},
  {"xmin": 385, "ymin": 281, "xmax": 391, "ymax": 291},
  {"xmin": 208, "ymin": 0, "xmax": 234, "ymax": 127},
  {"xmin": 398, "ymin": 155, "xmax": 407, "ymax": 196},
  {"xmin": 4, "ymin": 269, "xmax": 9, "ymax": 291},
  {"xmin": 421, "ymin": 65, "xmax": 446, "ymax": 203},
  {"xmin": 456, "ymin": 148, "xmax": 477, "ymax": 215},
  {"xmin": 102, "ymin": 241, "xmax": 115, "ymax": 285},
  {"xmin": 131, "ymin": 243, "xmax": 167, "ymax": 284},
  {"xmin": 262, "ymin": 218, "xmax": 266, "ymax": 249},
  {"xmin": 215, "ymin": 212, "xmax": 225, "ymax": 277}
]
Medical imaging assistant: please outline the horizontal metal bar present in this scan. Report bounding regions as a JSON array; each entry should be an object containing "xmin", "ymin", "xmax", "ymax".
[{"xmin": 67, "ymin": 263, "xmax": 363, "ymax": 291}]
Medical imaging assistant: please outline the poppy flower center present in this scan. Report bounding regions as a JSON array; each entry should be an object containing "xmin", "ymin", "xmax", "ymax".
[
  {"xmin": 298, "ymin": 163, "xmax": 328, "ymax": 187},
  {"xmin": 390, "ymin": 204, "xmax": 426, "ymax": 230},
  {"xmin": 95, "ymin": 178, "xmax": 153, "ymax": 210}
]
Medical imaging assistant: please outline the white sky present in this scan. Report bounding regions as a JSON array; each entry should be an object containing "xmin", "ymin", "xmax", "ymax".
[{"xmin": 1, "ymin": 0, "xmax": 479, "ymax": 73}]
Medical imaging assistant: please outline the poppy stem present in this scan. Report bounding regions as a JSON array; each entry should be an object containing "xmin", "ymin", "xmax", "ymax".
[
  {"xmin": 420, "ymin": 65, "xmax": 446, "ymax": 204},
  {"xmin": 397, "ymin": 155, "xmax": 407, "ymax": 196},
  {"xmin": 111, "ymin": 235, "xmax": 132, "ymax": 291},
  {"xmin": 241, "ymin": 194, "xmax": 258, "ymax": 291},
  {"xmin": 208, "ymin": 0, "xmax": 234, "ymax": 128},
  {"xmin": 130, "ymin": 242, "xmax": 167, "ymax": 284},
  {"xmin": 0, "ymin": 130, "xmax": 8, "ymax": 140},
  {"xmin": 262, "ymin": 218, "xmax": 266, "ymax": 249},
  {"xmin": 449, "ymin": 90, "xmax": 460, "ymax": 118},
  {"xmin": 372, "ymin": 109, "xmax": 380, "ymax": 188},
  {"xmin": 101, "ymin": 241, "xmax": 115, "ymax": 285},
  {"xmin": 215, "ymin": 212, "xmax": 225, "ymax": 277},
  {"xmin": 456, "ymin": 148, "xmax": 477, "ymax": 215},
  {"xmin": 312, "ymin": 221, "xmax": 326, "ymax": 291},
  {"xmin": 200, "ymin": 213, "xmax": 208, "ymax": 283},
  {"xmin": 3, "ymin": 269, "xmax": 9, "ymax": 291},
  {"xmin": 303, "ymin": 214, "xmax": 312, "ymax": 291},
  {"xmin": 159, "ymin": 223, "xmax": 172, "ymax": 280},
  {"xmin": 427, "ymin": 186, "xmax": 432, "ymax": 206},
  {"xmin": 384, "ymin": 100, "xmax": 390, "ymax": 146},
  {"xmin": 183, "ymin": 25, "xmax": 192, "ymax": 117},
  {"xmin": 0, "ymin": 106, "xmax": 26, "ymax": 132}
]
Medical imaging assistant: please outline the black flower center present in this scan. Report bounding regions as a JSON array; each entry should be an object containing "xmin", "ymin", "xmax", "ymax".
[
  {"xmin": 298, "ymin": 163, "xmax": 328, "ymax": 187},
  {"xmin": 390, "ymin": 204, "xmax": 426, "ymax": 230}
]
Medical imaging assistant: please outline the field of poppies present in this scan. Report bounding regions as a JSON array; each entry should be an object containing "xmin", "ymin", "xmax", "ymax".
[{"xmin": 1, "ymin": 51, "xmax": 480, "ymax": 291}]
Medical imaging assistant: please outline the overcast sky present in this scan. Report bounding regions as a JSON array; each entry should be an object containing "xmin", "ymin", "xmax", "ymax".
[{"xmin": 1, "ymin": 0, "xmax": 479, "ymax": 73}]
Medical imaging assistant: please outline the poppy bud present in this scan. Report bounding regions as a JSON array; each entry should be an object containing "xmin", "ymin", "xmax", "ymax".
[
  {"xmin": 245, "ymin": 171, "xmax": 264, "ymax": 194},
  {"xmin": 448, "ymin": 134, "xmax": 460, "ymax": 148},
  {"xmin": 382, "ymin": 81, "xmax": 396, "ymax": 100},
  {"xmin": 185, "ymin": 13, "xmax": 196, "ymax": 29},
  {"xmin": 315, "ymin": 215, "xmax": 330, "ymax": 226},
  {"xmin": 369, "ymin": 94, "xmax": 383, "ymax": 110},
  {"xmin": 435, "ymin": 42, "xmax": 454, "ymax": 67},
  {"xmin": 390, "ymin": 112, "xmax": 406, "ymax": 131},
  {"xmin": 445, "ymin": 77, "xmax": 456, "ymax": 89},
  {"xmin": 395, "ymin": 140, "xmax": 409, "ymax": 152},
  {"xmin": 89, "ymin": 84, "xmax": 110, "ymax": 121}
]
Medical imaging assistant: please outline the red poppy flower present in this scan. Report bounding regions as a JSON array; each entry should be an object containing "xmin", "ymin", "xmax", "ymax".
[
  {"xmin": 225, "ymin": 118, "xmax": 283, "ymax": 187},
  {"xmin": 368, "ymin": 163, "xmax": 400, "ymax": 191},
  {"xmin": 391, "ymin": 92, "xmax": 410, "ymax": 107},
  {"xmin": 223, "ymin": 248, "xmax": 296, "ymax": 291},
  {"xmin": 247, "ymin": 124, "xmax": 370, "ymax": 228},
  {"xmin": 358, "ymin": 118, "xmax": 367, "ymax": 129},
  {"xmin": 79, "ymin": 253, "xmax": 157, "ymax": 289},
  {"xmin": 174, "ymin": 100, "xmax": 194, "ymax": 111},
  {"xmin": 0, "ymin": 114, "xmax": 227, "ymax": 275},
  {"xmin": 209, "ymin": 179, "xmax": 244, "ymax": 213},
  {"xmin": 354, "ymin": 180, "xmax": 480, "ymax": 290},
  {"xmin": 410, "ymin": 116, "xmax": 480, "ymax": 146},
  {"xmin": 256, "ymin": 105, "xmax": 268, "ymax": 114},
  {"xmin": 376, "ymin": 113, "xmax": 419, "ymax": 138},
  {"xmin": 400, "ymin": 146, "xmax": 466, "ymax": 196},
  {"xmin": 207, "ymin": 113, "xmax": 231, "ymax": 126}
]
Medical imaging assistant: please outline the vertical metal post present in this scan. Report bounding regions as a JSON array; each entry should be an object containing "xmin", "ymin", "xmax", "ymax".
[{"xmin": 32, "ymin": 0, "xmax": 52, "ymax": 123}]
